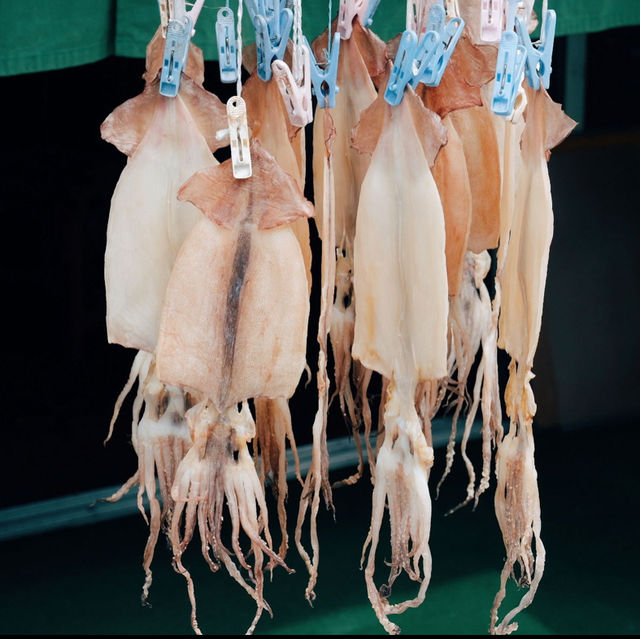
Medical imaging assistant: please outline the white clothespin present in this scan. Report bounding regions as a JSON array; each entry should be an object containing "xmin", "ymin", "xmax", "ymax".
[
  {"xmin": 158, "ymin": 0, "xmax": 170, "ymax": 37},
  {"xmin": 227, "ymin": 97, "xmax": 252, "ymax": 179}
]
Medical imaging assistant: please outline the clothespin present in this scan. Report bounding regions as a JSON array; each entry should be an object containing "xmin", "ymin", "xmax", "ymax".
[
  {"xmin": 384, "ymin": 30, "xmax": 419, "ymax": 106},
  {"xmin": 304, "ymin": 33, "xmax": 341, "ymax": 109},
  {"xmin": 159, "ymin": 0, "xmax": 205, "ymax": 97},
  {"xmin": 363, "ymin": 0, "xmax": 382, "ymax": 27},
  {"xmin": 215, "ymin": 7, "xmax": 238, "ymax": 83},
  {"xmin": 408, "ymin": 30, "xmax": 440, "ymax": 88},
  {"xmin": 407, "ymin": 0, "xmax": 432, "ymax": 38},
  {"xmin": 158, "ymin": 0, "xmax": 170, "ymax": 38},
  {"xmin": 425, "ymin": 14, "xmax": 464, "ymax": 86},
  {"xmin": 337, "ymin": 0, "xmax": 370, "ymax": 39},
  {"xmin": 491, "ymin": 0, "xmax": 526, "ymax": 116},
  {"xmin": 444, "ymin": 0, "xmax": 460, "ymax": 18},
  {"xmin": 406, "ymin": 2, "xmax": 465, "ymax": 89},
  {"xmin": 272, "ymin": 46, "xmax": 313, "ymax": 126},
  {"xmin": 227, "ymin": 96, "xmax": 252, "ymax": 179},
  {"xmin": 515, "ymin": 8, "xmax": 556, "ymax": 90},
  {"xmin": 425, "ymin": 1, "xmax": 446, "ymax": 35},
  {"xmin": 253, "ymin": 7, "xmax": 293, "ymax": 81},
  {"xmin": 480, "ymin": 0, "xmax": 504, "ymax": 42}
]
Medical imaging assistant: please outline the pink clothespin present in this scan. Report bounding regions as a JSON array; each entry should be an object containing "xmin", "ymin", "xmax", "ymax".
[
  {"xmin": 337, "ymin": 0, "xmax": 370, "ymax": 39},
  {"xmin": 272, "ymin": 46, "xmax": 313, "ymax": 127},
  {"xmin": 481, "ymin": 0, "xmax": 504, "ymax": 42}
]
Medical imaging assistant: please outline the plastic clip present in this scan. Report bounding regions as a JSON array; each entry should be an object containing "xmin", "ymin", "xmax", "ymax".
[
  {"xmin": 421, "ymin": 12, "xmax": 464, "ymax": 86},
  {"xmin": 227, "ymin": 96, "xmax": 252, "ymax": 179},
  {"xmin": 159, "ymin": 16, "xmax": 193, "ymax": 97},
  {"xmin": 408, "ymin": 30, "xmax": 440, "ymax": 88},
  {"xmin": 337, "ymin": 0, "xmax": 370, "ymax": 39},
  {"xmin": 384, "ymin": 30, "xmax": 418, "ymax": 106},
  {"xmin": 215, "ymin": 7, "xmax": 238, "ymax": 84},
  {"xmin": 364, "ymin": 0, "xmax": 382, "ymax": 27},
  {"xmin": 272, "ymin": 47, "xmax": 313, "ymax": 127},
  {"xmin": 158, "ymin": 0, "xmax": 170, "ymax": 37},
  {"xmin": 425, "ymin": 1, "xmax": 446, "ymax": 35},
  {"xmin": 254, "ymin": 8, "xmax": 293, "ymax": 81},
  {"xmin": 491, "ymin": 30, "xmax": 526, "ymax": 115},
  {"xmin": 480, "ymin": 0, "xmax": 504, "ymax": 42},
  {"xmin": 305, "ymin": 33, "xmax": 341, "ymax": 109},
  {"xmin": 515, "ymin": 9, "xmax": 555, "ymax": 90},
  {"xmin": 159, "ymin": 0, "xmax": 205, "ymax": 97}
]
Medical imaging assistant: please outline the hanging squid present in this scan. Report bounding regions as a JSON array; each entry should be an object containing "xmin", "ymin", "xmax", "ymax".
[
  {"xmin": 155, "ymin": 139, "xmax": 314, "ymax": 634},
  {"xmin": 490, "ymin": 86, "xmax": 576, "ymax": 634},
  {"xmin": 311, "ymin": 18, "xmax": 388, "ymax": 482},
  {"xmin": 100, "ymin": 28, "xmax": 229, "ymax": 600},
  {"xmin": 350, "ymin": 78, "xmax": 448, "ymax": 634},
  {"xmin": 238, "ymin": 58, "xmax": 311, "ymax": 560}
]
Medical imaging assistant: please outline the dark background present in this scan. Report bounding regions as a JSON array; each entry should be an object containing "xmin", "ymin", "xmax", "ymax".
[{"xmin": 0, "ymin": 26, "xmax": 638, "ymax": 509}]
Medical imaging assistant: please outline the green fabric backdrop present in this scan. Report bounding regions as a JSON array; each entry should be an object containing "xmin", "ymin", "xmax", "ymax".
[{"xmin": 2, "ymin": 0, "xmax": 640, "ymax": 76}]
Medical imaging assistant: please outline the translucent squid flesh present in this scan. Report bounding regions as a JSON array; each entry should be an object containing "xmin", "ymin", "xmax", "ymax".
[
  {"xmin": 352, "ymin": 84, "xmax": 448, "ymax": 634},
  {"xmin": 155, "ymin": 140, "xmax": 313, "ymax": 633}
]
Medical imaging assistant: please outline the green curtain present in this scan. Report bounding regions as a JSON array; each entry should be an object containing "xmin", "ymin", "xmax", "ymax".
[{"xmin": 3, "ymin": 0, "xmax": 640, "ymax": 76}]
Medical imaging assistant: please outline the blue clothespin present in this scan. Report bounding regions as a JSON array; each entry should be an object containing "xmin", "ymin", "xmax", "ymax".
[
  {"xmin": 419, "ymin": 12, "xmax": 464, "ymax": 86},
  {"xmin": 159, "ymin": 16, "xmax": 194, "ymax": 97},
  {"xmin": 159, "ymin": 0, "xmax": 205, "ymax": 97},
  {"xmin": 491, "ymin": 0, "xmax": 526, "ymax": 115},
  {"xmin": 426, "ymin": 1, "xmax": 446, "ymax": 35},
  {"xmin": 304, "ymin": 33, "xmax": 341, "ymax": 108},
  {"xmin": 215, "ymin": 7, "xmax": 238, "ymax": 84},
  {"xmin": 253, "ymin": 7, "xmax": 293, "ymax": 81},
  {"xmin": 408, "ymin": 30, "xmax": 440, "ymax": 88},
  {"xmin": 515, "ymin": 9, "xmax": 555, "ymax": 90},
  {"xmin": 384, "ymin": 30, "xmax": 418, "ymax": 106},
  {"xmin": 491, "ymin": 30, "xmax": 526, "ymax": 115},
  {"xmin": 364, "ymin": 0, "xmax": 381, "ymax": 27}
]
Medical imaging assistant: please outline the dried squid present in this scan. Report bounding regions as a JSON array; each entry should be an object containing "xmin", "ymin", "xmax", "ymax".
[
  {"xmin": 491, "ymin": 86, "xmax": 576, "ymax": 634},
  {"xmin": 155, "ymin": 140, "xmax": 313, "ymax": 634},
  {"xmin": 100, "ymin": 29, "xmax": 229, "ymax": 600},
  {"xmin": 240, "ymin": 66, "xmax": 311, "ymax": 560},
  {"xmin": 351, "ymin": 82, "xmax": 448, "ymax": 634},
  {"xmin": 310, "ymin": 19, "xmax": 387, "ymax": 482}
]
